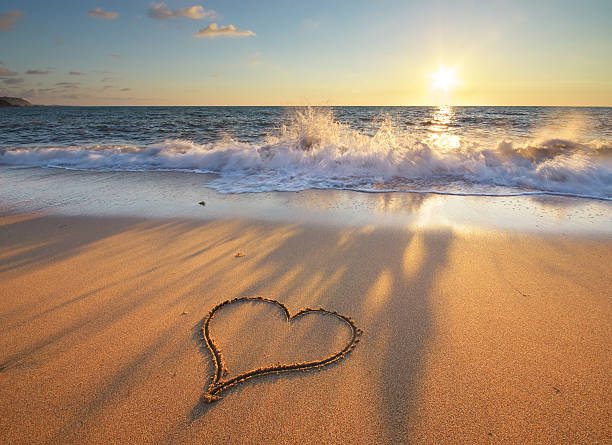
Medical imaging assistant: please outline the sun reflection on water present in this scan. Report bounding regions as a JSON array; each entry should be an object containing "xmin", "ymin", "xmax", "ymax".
[
  {"xmin": 428, "ymin": 105, "xmax": 461, "ymax": 149},
  {"xmin": 428, "ymin": 105, "xmax": 454, "ymax": 133}
]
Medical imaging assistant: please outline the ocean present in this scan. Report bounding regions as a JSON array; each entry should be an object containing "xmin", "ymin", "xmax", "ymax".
[{"xmin": 1, "ymin": 105, "xmax": 611, "ymax": 200}]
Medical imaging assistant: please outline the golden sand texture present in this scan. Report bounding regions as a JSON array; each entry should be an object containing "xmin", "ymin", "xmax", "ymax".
[{"xmin": 0, "ymin": 213, "xmax": 610, "ymax": 444}]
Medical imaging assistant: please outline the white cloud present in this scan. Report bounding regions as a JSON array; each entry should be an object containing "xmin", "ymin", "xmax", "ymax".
[
  {"xmin": 26, "ymin": 69, "xmax": 51, "ymax": 75},
  {"xmin": 192, "ymin": 23, "xmax": 255, "ymax": 38},
  {"xmin": 88, "ymin": 8, "xmax": 118, "ymax": 20},
  {"xmin": 0, "ymin": 10, "xmax": 22, "ymax": 31},
  {"xmin": 0, "ymin": 66, "xmax": 18, "ymax": 77},
  {"xmin": 148, "ymin": 2, "xmax": 215, "ymax": 20}
]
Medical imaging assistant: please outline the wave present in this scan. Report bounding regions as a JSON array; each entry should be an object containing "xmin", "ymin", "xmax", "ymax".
[{"xmin": 1, "ymin": 108, "xmax": 611, "ymax": 200}]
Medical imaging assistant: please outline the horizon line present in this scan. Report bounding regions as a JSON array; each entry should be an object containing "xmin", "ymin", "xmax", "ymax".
[{"xmin": 21, "ymin": 103, "xmax": 612, "ymax": 108}]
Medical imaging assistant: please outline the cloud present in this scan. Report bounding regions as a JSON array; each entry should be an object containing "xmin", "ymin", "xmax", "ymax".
[
  {"xmin": 26, "ymin": 69, "xmax": 51, "ymax": 75},
  {"xmin": 192, "ymin": 23, "xmax": 255, "ymax": 38},
  {"xmin": 15, "ymin": 88, "xmax": 39, "ymax": 97},
  {"xmin": 69, "ymin": 71, "xmax": 85, "ymax": 75},
  {"xmin": 25, "ymin": 89, "xmax": 40, "ymax": 97},
  {"xmin": 211, "ymin": 73, "xmax": 220, "ymax": 78},
  {"xmin": 109, "ymin": 54, "xmax": 122, "ymax": 59},
  {"xmin": 249, "ymin": 53, "xmax": 261, "ymax": 66},
  {"xmin": 148, "ymin": 2, "xmax": 215, "ymax": 20},
  {"xmin": 56, "ymin": 82, "xmax": 80, "ymax": 89},
  {"xmin": 0, "ymin": 10, "xmax": 22, "ymax": 31},
  {"xmin": 0, "ymin": 66, "xmax": 18, "ymax": 77},
  {"xmin": 88, "ymin": 8, "xmax": 118, "ymax": 20},
  {"xmin": 0, "ymin": 87, "xmax": 38, "ymax": 98},
  {"xmin": 120, "ymin": 88, "xmax": 131, "ymax": 91},
  {"xmin": 3, "ymin": 77, "xmax": 24, "ymax": 84}
]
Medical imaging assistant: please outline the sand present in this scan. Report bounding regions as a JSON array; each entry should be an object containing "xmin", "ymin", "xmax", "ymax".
[{"xmin": 0, "ymin": 211, "xmax": 610, "ymax": 444}]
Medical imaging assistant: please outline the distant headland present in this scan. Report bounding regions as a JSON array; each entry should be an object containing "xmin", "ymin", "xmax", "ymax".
[{"xmin": 0, "ymin": 97, "xmax": 33, "ymax": 107}]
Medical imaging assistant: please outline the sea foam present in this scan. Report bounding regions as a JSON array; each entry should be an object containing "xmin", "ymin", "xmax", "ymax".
[{"xmin": 1, "ymin": 108, "xmax": 611, "ymax": 199}]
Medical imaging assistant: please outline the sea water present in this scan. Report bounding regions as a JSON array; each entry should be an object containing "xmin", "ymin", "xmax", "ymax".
[{"xmin": 1, "ymin": 106, "xmax": 611, "ymax": 200}]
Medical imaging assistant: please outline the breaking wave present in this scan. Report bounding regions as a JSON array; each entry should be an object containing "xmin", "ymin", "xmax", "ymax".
[{"xmin": 1, "ymin": 108, "xmax": 611, "ymax": 200}]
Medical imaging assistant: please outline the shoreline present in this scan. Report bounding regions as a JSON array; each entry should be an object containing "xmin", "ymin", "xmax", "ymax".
[{"xmin": 1, "ymin": 167, "xmax": 611, "ymax": 236}]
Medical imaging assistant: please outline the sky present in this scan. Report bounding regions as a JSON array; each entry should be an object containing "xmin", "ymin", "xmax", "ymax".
[{"xmin": 1, "ymin": 0, "xmax": 611, "ymax": 106}]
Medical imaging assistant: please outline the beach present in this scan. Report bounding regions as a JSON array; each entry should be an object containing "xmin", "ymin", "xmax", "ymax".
[
  {"xmin": 3, "ymin": 0, "xmax": 612, "ymax": 441},
  {"xmin": 0, "ymin": 169, "xmax": 610, "ymax": 444}
]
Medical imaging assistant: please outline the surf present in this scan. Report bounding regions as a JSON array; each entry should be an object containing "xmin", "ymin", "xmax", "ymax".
[{"xmin": 1, "ymin": 107, "xmax": 610, "ymax": 200}]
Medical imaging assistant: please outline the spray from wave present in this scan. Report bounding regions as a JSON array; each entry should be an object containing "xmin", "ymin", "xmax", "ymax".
[{"xmin": 1, "ymin": 107, "xmax": 611, "ymax": 199}]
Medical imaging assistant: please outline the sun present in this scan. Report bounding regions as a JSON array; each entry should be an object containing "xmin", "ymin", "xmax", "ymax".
[{"xmin": 430, "ymin": 65, "xmax": 459, "ymax": 92}]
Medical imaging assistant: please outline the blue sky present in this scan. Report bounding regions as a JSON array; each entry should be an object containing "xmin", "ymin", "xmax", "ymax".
[{"xmin": 1, "ymin": 0, "xmax": 611, "ymax": 105}]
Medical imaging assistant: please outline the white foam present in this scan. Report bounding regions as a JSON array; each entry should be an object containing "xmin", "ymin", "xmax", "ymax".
[{"xmin": 1, "ymin": 108, "xmax": 611, "ymax": 200}]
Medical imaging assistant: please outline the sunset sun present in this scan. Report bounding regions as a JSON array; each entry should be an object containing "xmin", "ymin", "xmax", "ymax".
[{"xmin": 430, "ymin": 65, "xmax": 459, "ymax": 92}]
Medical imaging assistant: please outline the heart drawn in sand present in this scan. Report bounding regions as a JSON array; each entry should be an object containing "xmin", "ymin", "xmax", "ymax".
[{"xmin": 201, "ymin": 296, "xmax": 362, "ymax": 403}]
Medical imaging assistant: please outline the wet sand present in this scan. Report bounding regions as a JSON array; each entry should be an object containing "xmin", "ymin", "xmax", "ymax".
[{"xmin": 0, "ymin": 209, "xmax": 610, "ymax": 444}]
